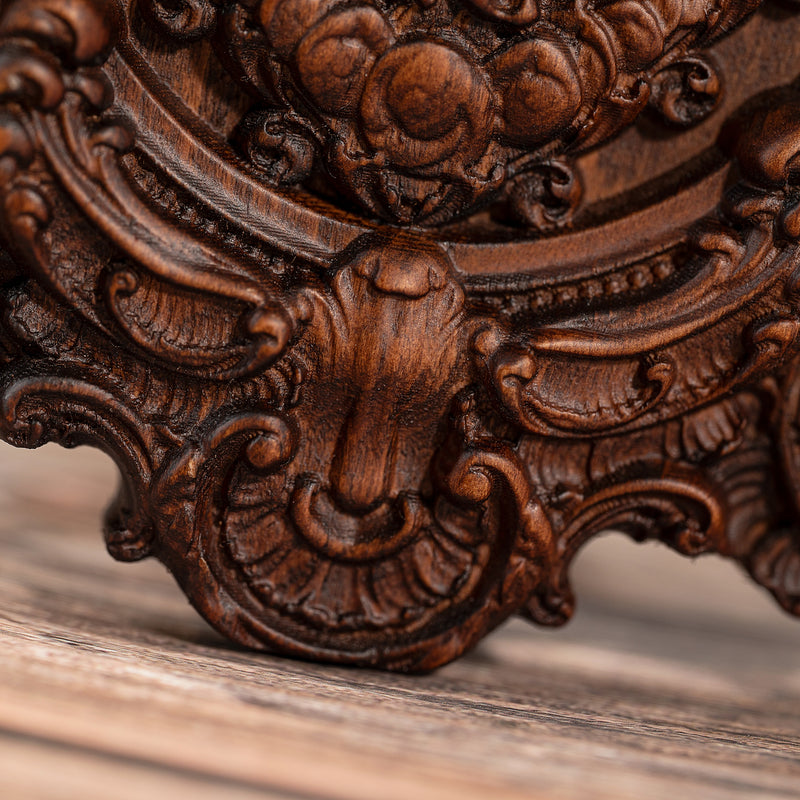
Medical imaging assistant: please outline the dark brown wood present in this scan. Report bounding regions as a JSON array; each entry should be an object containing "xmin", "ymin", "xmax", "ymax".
[{"xmin": 1, "ymin": 0, "xmax": 800, "ymax": 670}]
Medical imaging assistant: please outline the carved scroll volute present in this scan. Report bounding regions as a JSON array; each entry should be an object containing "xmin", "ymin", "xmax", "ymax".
[
  {"xmin": 6, "ymin": 0, "xmax": 800, "ymax": 673},
  {"xmin": 0, "ymin": 0, "xmax": 121, "ymax": 228}
]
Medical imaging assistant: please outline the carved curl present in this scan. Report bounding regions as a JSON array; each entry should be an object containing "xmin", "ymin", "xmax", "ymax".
[
  {"xmin": 0, "ymin": 370, "xmax": 155, "ymax": 561},
  {"xmin": 138, "ymin": 0, "xmax": 218, "ymax": 40},
  {"xmin": 236, "ymin": 109, "xmax": 318, "ymax": 185},
  {"xmin": 4, "ymin": 0, "xmax": 800, "ymax": 674},
  {"xmin": 647, "ymin": 53, "xmax": 722, "ymax": 128},
  {"xmin": 506, "ymin": 160, "xmax": 583, "ymax": 231}
]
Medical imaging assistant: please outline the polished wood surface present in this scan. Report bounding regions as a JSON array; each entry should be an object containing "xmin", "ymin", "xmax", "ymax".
[
  {"xmin": 1, "ymin": 443, "xmax": 799, "ymax": 799},
  {"xmin": 3, "ymin": 0, "xmax": 800, "ymax": 670}
]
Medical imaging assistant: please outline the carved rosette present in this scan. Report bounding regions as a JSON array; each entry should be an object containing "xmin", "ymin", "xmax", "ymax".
[{"xmin": 2, "ymin": 0, "xmax": 800, "ymax": 670}]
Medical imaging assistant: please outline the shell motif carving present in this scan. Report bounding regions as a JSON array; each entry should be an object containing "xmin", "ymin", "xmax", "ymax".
[{"xmin": 153, "ymin": 237, "xmax": 558, "ymax": 668}]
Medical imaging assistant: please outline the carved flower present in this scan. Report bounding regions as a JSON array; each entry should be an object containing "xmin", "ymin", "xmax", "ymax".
[
  {"xmin": 295, "ymin": 4, "xmax": 394, "ymax": 116},
  {"xmin": 490, "ymin": 38, "xmax": 582, "ymax": 147},
  {"xmin": 359, "ymin": 41, "xmax": 494, "ymax": 170}
]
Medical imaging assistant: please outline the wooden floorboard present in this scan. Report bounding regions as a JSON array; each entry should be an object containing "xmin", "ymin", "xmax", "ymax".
[{"xmin": 1, "ymin": 443, "xmax": 799, "ymax": 799}]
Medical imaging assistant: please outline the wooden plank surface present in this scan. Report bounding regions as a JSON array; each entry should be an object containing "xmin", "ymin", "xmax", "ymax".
[{"xmin": 1, "ymin": 443, "xmax": 799, "ymax": 799}]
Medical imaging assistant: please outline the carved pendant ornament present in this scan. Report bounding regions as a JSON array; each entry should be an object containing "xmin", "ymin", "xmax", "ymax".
[{"xmin": 1, "ymin": 0, "xmax": 800, "ymax": 670}]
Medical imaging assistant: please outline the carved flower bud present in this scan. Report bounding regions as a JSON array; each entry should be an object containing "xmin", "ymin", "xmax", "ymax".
[
  {"xmin": 295, "ymin": 5, "xmax": 393, "ymax": 116},
  {"xmin": 508, "ymin": 160, "xmax": 583, "ymax": 231},
  {"xmin": 360, "ymin": 41, "xmax": 493, "ymax": 169},
  {"xmin": 257, "ymin": 0, "xmax": 332, "ymax": 57},
  {"xmin": 647, "ymin": 54, "xmax": 721, "ymax": 128},
  {"xmin": 601, "ymin": 0, "xmax": 712, "ymax": 71},
  {"xmin": 490, "ymin": 38, "xmax": 582, "ymax": 147}
]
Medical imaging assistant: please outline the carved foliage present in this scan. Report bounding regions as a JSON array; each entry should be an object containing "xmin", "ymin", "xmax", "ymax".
[
  {"xmin": 476, "ymin": 85, "xmax": 800, "ymax": 439},
  {"xmin": 202, "ymin": 0, "xmax": 761, "ymax": 225},
  {"xmin": 0, "ymin": 0, "xmax": 298, "ymax": 382}
]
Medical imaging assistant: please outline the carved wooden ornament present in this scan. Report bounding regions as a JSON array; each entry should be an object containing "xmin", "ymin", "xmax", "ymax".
[{"xmin": 1, "ymin": 0, "xmax": 800, "ymax": 670}]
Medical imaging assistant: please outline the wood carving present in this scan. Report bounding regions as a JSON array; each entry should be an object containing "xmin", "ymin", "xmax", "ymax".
[
  {"xmin": 201, "ymin": 0, "xmax": 759, "ymax": 226},
  {"xmin": 1, "ymin": 0, "xmax": 800, "ymax": 669}
]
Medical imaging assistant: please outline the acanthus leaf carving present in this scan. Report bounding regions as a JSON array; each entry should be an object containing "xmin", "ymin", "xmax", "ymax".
[{"xmin": 0, "ymin": 9, "xmax": 298, "ymax": 380}]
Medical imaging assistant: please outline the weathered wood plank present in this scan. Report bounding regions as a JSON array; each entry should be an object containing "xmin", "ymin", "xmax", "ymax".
[{"xmin": 1, "ymin": 443, "xmax": 800, "ymax": 799}]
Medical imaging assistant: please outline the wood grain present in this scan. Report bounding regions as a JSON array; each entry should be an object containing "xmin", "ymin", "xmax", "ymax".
[
  {"xmin": 1, "ymin": 443, "xmax": 800, "ymax": 799},
  {"xmin": 4, "ymin": 0, "xmax": 800, "ymax": 670}
]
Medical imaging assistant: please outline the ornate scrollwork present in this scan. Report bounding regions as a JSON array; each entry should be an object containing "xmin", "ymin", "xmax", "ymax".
[
  {"xmin": 0, "ymin": 0, "xmax": 298, "ymax": 380},
  {"xmin": 0, "ymin": 367, "xmax": 157, "ymax": 561},
  {"xmin": 3, "ymin": 0, "xmax": 800, "ymax": 670},
  {"xmin": 470, "ymin": 82, "xmax": 800, "ymax": 440},
  {"xmin": 124, "ymin": 237, "xmax": 559, "ymax": 668}
]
